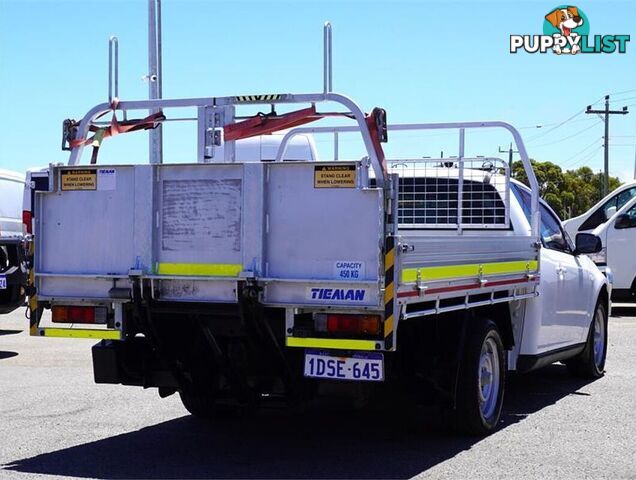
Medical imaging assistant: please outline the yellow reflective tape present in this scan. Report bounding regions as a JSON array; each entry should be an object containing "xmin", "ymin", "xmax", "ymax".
[
  {"xmin": 402, "ymin": 260, "xmax": 538, "ymax": 283},
  {"xmin": 384, "ymin": 281, "xmax": 394, "ymax": 303},
  {"xmin": 383, "ymin": 315, "xmax": 393, "ymax": 337},
  {"xmin": 42, "ymin": 328, "xmax": 122, "ymax": 340},
  {"xmin": 385, "ymin": 249, "xmax": 394, "ymax": 270},
  {"xmin": 286, "ymin": 337, "xmax": 377, "ymax": 351},
  {"xmin": 157, "ymin": 263, "xmax": 243, "ymax": 277}
]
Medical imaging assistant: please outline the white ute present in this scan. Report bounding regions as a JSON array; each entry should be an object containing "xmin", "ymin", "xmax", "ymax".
[{"xmin": 8, "ymin": 27, "xmax": 610, "ymax": 435}]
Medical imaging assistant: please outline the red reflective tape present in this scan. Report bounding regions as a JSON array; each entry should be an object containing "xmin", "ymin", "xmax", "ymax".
[
  {"xmin": 484, "ymin": 277, "xmax": 535, "ymax": 288},
  {"xmin": 397, "ymin": 291, "xmax": 419, "ymax": 299},
  {"xmin": 397, "ymin": 276, "xmax": 538, "ymax": 298}
]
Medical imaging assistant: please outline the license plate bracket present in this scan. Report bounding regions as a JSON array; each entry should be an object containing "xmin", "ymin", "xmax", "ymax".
[{"xmin": 303, "ymin": 349, "xmax": 384, "ymax": 382}]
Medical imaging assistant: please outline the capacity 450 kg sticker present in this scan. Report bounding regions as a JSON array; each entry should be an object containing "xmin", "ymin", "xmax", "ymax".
[{"xmin": 334, "ymin": 261, "xmax": 365, "ymax": 280}]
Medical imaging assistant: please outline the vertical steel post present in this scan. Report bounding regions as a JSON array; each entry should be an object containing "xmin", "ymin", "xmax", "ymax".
[
  {"xmin": 323, "ymin": 22, "xmax": 332, "ymax": 94},
  {"xmin": 148, "ymin": 0, "xmax": 163, "ymax": 164},
  {"xmin": 108, "ymin": 36, "xmax": 119, "ymax": 103},
  {"xmin": 457, "ymin": 128, "xmax": 465, "ymax": 234},
  {"xmin": 334, "ymin": 131, "xmax": 339, "ymax": 160}
]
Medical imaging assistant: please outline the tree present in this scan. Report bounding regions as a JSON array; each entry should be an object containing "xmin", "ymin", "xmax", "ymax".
[{"xmin": 511, "ymin": 160, "xmax": 622, "ymax": 219}]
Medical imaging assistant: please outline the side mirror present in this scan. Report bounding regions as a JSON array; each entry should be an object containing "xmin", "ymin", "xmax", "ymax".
[
  {"xmin": 615, "ymin": 213, "xmax": 636, "ymax": 230},
  {"xmin": 575, "ymin": 233, "xmax": 602, "ymax": 254}
]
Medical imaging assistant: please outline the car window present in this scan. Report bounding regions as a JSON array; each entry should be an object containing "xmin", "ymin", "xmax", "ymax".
[
  {"xmin": 511, "ymin": 184, "xmax": 532, "ymax": 225},
  {"xmin": 621, "ymin": 203, "xmax": 636, "ymax": 225},
  {"xmin": 580, "ymin": 186, "xmax": 636, "ymax": 231},
  {"xmin": 540, "ymin": 203, "xmax": 570, "ymax": 252},
  {"xmin": 614, "ymin": 187, "xmax": 636, "ymax": 212}
]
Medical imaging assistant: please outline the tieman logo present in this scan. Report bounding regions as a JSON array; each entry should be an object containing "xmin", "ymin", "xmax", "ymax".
[{"xmin": 510, "ymin": 5, "xmax": 629, "ymax": 54}]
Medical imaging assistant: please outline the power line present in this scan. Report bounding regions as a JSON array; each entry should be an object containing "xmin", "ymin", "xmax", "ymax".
[
  {"xmin": 607, "ymin": 89, "xmax": 636, "ymax": 97},
  {"xmin": 566, "ymin": 146, "xmax": 602, "ymax": 170},
  {"xmin": 530, "ymin": 121, "xmax": 602, "ymax": 148},
  {"xmin": 523, "ymin": 93, "xmax": 630, "ymax": 144},
  {"xmin": 525, "ymin": 109, "xmax": 587, "ymax": 143},
  {"xmin": 611, "ymin": 95, "xmax": 636, "ymax": 103},
  {"xmin": 560, "ymin": 137, "xmax": 602, "ymax": 167},
  {"xmin": 517, "ymin": 117, "xmax": 594, "ymax": 130}
]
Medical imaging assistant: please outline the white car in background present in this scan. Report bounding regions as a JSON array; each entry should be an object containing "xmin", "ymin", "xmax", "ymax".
[
  {"xmin": 0, "ymin": 169, "xmax": 27, "ymax": 314},
  {"xmin": 0, "ymin": 169, "xmax": 24, "ymax": 238},
  {"xmin": 590, "ymin": 196, "xmax": 636, "ymax": 302},
  {"xmin": 564, "ymin": 181, "xmax": 636, "ymax": 236}
]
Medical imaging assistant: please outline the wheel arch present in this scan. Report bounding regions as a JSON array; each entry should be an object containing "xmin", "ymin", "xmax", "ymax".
[{"xmin": 474, "ymin": 303, "xmax": 514, "ymax": 350}]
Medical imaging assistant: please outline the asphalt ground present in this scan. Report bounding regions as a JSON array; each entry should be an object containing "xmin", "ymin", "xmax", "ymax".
[{"xmin": 0, "ymin": 307, "xmax": 635, "ymax": 480}]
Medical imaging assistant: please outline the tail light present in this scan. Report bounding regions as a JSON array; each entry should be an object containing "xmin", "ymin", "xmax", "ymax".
[
  {"xmin": 52, "ymin": 305, "xmax": 107, "ymax": 324},
  {"xmin": 22, "ymin": 210, "xmax": 32, "ymax": 234},
  {"xmin": 314, "ymin": 314, "xmax": 381, "ymax": 336}
]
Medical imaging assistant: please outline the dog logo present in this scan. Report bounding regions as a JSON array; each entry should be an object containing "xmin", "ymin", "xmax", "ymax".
[
  {"xmin": 543, "ymin": 6, "xmax": 587, "ymax": 54},
  {"xmin": 510, "ymin": 5, "xmax": 629, "ymax": 54}
]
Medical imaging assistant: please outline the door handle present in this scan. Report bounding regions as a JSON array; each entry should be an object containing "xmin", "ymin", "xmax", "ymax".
[{"xmin": 556, "ymin": 265, "xmax": 567, "ymax": 275}]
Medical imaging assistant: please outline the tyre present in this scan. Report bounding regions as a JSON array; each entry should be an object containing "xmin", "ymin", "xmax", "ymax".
[
  {"xmin": 453, "ymin": 317, "xmax": 506, "ymax": 435},
  {"xmin": 178, "ymin": 368, "xmax": 226, "ymax": 419},
  {"xmin": 179, "ymin": 389, "xmax": 219, "ymax": 419},
  {"xmin": 565, "ymin": 301, "xmax": 607, "ymax": 378}
]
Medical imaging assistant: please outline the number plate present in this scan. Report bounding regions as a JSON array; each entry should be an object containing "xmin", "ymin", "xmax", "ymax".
[
  {"xmin": 0, "ymin": 275, "xmax": 6, "ymax": 290},
  {"xmin": 304, "ymin": 349, "xmax": 384, "ymax": 382}
]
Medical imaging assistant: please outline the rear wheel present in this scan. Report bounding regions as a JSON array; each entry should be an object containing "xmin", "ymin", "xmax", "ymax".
[
  {"xmin": 179, "ymin": 389, "xmax": 218, "ymax": 419},
  {"xmin": 453, "ymin": 317, "xmax": 506, "ymax": 435},
  {"xmin": 566, "ymin": 301, "xmax": 607, "ymax": 378}
]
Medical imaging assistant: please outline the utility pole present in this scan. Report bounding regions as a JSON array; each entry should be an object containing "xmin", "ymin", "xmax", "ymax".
[
  {"xmin": 585, "ymin": 95, "xmax": 629, "ymax": 196},
  {"xmin": 499, "ymin": 142, "xmax": 519, "ymax": 164}
]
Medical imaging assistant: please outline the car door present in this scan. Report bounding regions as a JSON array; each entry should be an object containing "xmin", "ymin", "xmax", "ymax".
[
  {"xmin": 606, "ymin": 202, "xmax": 636, "ymax": 292},
  {"xmin": 537, "ymin": 202, "xmax": 590, "ymax": 348}
]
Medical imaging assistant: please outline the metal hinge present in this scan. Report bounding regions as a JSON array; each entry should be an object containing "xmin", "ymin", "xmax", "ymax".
[{"xmin": 399, "ymin": 243, "xmax": 414, "ymax": 253}]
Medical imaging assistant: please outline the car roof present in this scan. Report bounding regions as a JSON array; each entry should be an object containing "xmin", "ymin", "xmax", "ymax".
[{"xmin": 0, "ymin": 169, "xmax": 25, "ymax": 183}]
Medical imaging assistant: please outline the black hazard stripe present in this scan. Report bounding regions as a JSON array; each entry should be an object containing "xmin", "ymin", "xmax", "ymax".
[
  {"xmin": 235, "ymin": 94, "xmax": 283, "ymax": 102},
  {"xmin": 384, "ymin": 235, "xmax": 395, "ymax": 350}
]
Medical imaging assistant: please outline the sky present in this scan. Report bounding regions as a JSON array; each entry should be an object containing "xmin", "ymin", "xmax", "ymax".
[{"xmin": 1, "ymin": 0, "xmax": 635, "ymax": 180}]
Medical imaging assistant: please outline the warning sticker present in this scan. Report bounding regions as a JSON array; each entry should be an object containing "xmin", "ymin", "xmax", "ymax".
[
  {"xmin": 61, "ymin": 169, "xmax": 97, "ymax": 191},
  {"xmin": 314, "ymin": 165, "xmax": 356, "ymax": 188}
]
